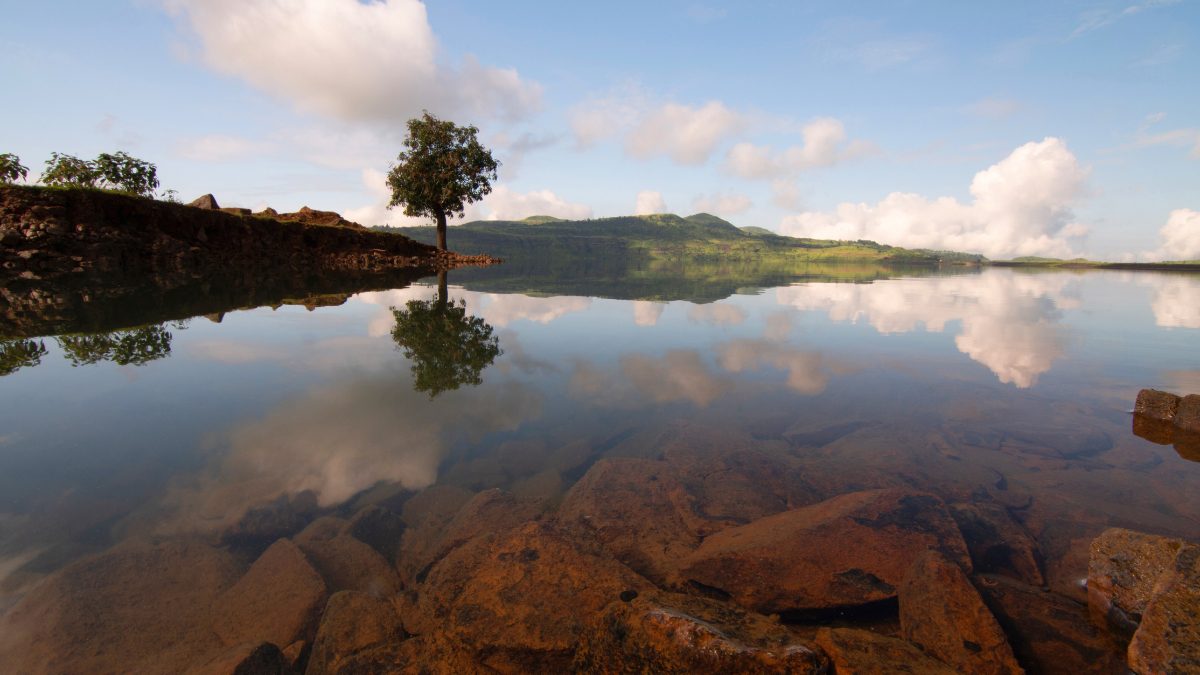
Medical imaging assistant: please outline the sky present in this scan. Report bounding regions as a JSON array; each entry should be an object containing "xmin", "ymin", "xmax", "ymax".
[{"xmin": 1, "ymin": 0, "xmax": 1197, "ymax": 260}]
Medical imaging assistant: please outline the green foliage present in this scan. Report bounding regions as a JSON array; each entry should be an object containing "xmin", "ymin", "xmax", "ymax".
[
  {"xmin": 41, "ymin": 152, "xmax": 99, "ymax": 189},
  {"xmin": 93, "ymin": 151, "xmax": 159, "ymax": 197},
  {"xmin": 390, "ymin": 295, "xmax": 501, "ymax": 397},
  {"xmin": 387, "ymin": 111, "xmax": 498, "ymax": 249},
  {"xmin": 40, "ymin": 151, "xmax": 159, "ymax": 197},
  {"xmin": 56, "ymin": 325, "xmax": 174, "ymax": 367},
  {"xmin": 0, "ymin": 339, "xmax": 48, "ymax": 376},
  {"xmin": 0, "ymin": 153, "xmax": 29, "ymax": 184}
]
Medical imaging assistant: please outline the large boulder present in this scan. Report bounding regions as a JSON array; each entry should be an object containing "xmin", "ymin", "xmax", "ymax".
[
  {"xmin": 899, "ymin": 551, "xmax": 1022, "ymax": 675},
  {"xmin": 405, "ymin": 489, "xmax": 543, "ymax": 583},
  {"xmin": 343, "ymin": 506, "xmax": 406, "ymax": 561},
  {"xmin": 950, "ymin": 502, "xmax": 1045, "ymax": 586},
  {"xmin": 574, "ymin": 590, "xmax": 828, "ymax": 674},
  {"xmin": 189, "ymin": 193, "xmax": 220, "ymax": 209},
  {"xmin": 1134, "ymin": 389, "xmax": 1181, "ymax": 422},
  {"xmin": 211, "ymin": 538, "xmax": 327, "ymax": 649},
  {"xmin": 412, "ymin": 521, "xmax": 651, "ymax": 670},
  {"xmin": 293, "ymin": 517, "xmax": 402, "ymax": 596},
  {"xmin": 220, "ymin": 491, "xmax": 319, "ymax": 556},
  {"xmin": 813, "ymin": 627, "xmax": 957, "ymax": 674},
  {"xmin": 1087, "ymin": 528, "xmax": 1185, "ymax": 635},
  {"xmin": 304, "ymin": 591, "xmax": 406, "ymax": 675},
  {"xmin": 974, "ymin": 574, "xmax": 1124, "ymax": 674},
  {"xmin": 0, "ymin": 538, "xmax": 241, "ymax": 675},
  {"xmin": 1176, "ymin": 394, "xmax": 1200, "ymax": 433},
  {"xmin": 1128, "ymin": 544, "xmax": 1200, "ymax": 674},
  {"xmin": 396, "ymin": 485, "xmax": 475, "ymax": 582},
  {"xmin": 674, "ymin": 489, "xmax": 970, "ymax": 613}
]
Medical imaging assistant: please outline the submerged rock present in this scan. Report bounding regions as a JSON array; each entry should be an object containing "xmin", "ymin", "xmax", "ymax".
[
  {"xmin": 305, "ymin": 591, "xmax": 406, "ymax": 675},
  {"xmin": 1134, "ymin": 389, "xmax": 1180, "ymax": 422},
  {"xmin": 950, "ymin": 502, "xmax": 1045, "ymax": 586},
  {"xmin": 575, "ymin": 590, "xmax": 828, "ymax": 674},
  {"xmin": 899, "ymin": 551, "xmax": 1022, "ymax": 675},
  {"xmin": 293, "ymin": 517, "xmax": 402, "ymax": 596},
  {"xmin": 813, "ymin": 627, "xmax": 957, "ymax": 674},
  {"xmin": 211, "ymin": 538, "xmax": 327, "ymax": 649},
  {"xmin": 183, "ymin": 642, "xmax": 295, "ymax": 675},
  {"xmin": 674, "ymin": 488, "xmax": 970, "ymax": 613},
  {"xmin": 1128, "ymin": 544, "xmax": 1200, "ymax": 675},
  {"xmin": 343, "ymin": 505, "xmax": 406, "ymax": 561},
  {"xmin": 1087, "ymin": 527, "xmax": 1185, "ymax": 635}
]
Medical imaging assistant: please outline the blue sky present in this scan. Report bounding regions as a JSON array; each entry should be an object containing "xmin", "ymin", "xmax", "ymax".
[{"xmin": 1, "ymin": 0, "xmax": 1197, "ymax": 259}]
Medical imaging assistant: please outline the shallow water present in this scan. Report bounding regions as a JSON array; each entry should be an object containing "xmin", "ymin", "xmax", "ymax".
[{"xmin": 1, "ymin": 265, "xmax": 1199, "ymax": 646}]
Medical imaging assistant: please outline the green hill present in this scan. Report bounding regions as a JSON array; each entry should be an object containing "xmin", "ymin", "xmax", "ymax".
[{"xmin": 378, "ymin": 213, "xmax": 984, "ymax": 265}]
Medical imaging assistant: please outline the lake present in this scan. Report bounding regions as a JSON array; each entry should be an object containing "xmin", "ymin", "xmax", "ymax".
[{"xmin": 1, "ymin": 263, "xmax": 1198, "ymax": 671}]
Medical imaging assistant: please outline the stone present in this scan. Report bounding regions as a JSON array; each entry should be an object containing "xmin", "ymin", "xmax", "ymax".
[
  {"xmin": 412, "ymin": 521, "xmax": 651, "ymax": 669},
  {"xmin": 258, "ymin": 207, "xmax": 280, "ymax": 217},
  {"xmin": 0, "ymin": 537, "xmax": 240, "ymax": 675},
  {"xmin": 305, "ymin": 591, "xmax": 406, "ymax": 675},
  {"xmin": 899, "ymin": 551, "xmax": 1022, "ymax": 675},
  {"xmin": 662, "ymin": 442, "xmax": 812, "ymax": 525},
  {"xmin": 1128, "ymin": 544, "xmax": 1200, "ymax": 674},
  {"xmin": 813, "ymin": 627, "xmax": 957, "ymax": 674},
  {"xmin": 221, "ymin": 491, "xmax": 318, "ymax": 555},
  {"xmin": 675, "ymin": 489, "xmax": 971, "ymax": 613},
  {"xmin": 344, "ymin": 505, "xmax": 406, "ymax": 561},
  {"xmin": 397, "ymin": 485, "xmax": 475, "ymax": 581},
  {"xmin": 950, "ymin": 502, "xmax": 1045, "ymax": 586},
  {"xmin": 211, "ymin": 538, "xmax": 327, "ymax": 649},
  {"xmin": 1087, "ymin": 528, "xmax": 1185, "ymax": 635},
  {"xmin": 559, "ymin": 458, "xmax": 708, "ymax": 584},
  {"xmin": 1175, "ymin": 394, "xmax": 1200, "ymax": 433},
  {"xmin": 220, "ymin": 207, "xmax": 252, "ymax": 216},
  {"xmin": 183, "ymin": 642, "xmax": 295, "ymax": 675},
  {"xmin": 189, "ymin": 193, "xmax": 220, "ymax": 209},
  {"xmin": 1132, "ymin": 414, "xmax": 1177, "ymax": 446},
  {"xmin": 294, "ymin": 517, "xmax": 402, "ymax": 595},
  {"xmin": 574, "ymin": 590, "xmax": 828, "ymax": 674},
  {"xmin": 974, "ymin": 574, "xmax": 1124, "ymax": 674}
]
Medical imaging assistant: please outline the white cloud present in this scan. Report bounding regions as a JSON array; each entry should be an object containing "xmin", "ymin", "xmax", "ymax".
[
  {"xmin": 625, "ymin": 101, "xmax": 743, "ymax": 164},
  {"xmin": 481, "ymin": 186, "xmax": 592, "ymax": 221},
  {"xmin": 1128, "ymin": 114, "xmax": 1200, "ymax": 159},
  {"xmin": 779, "ymin": 137, "xmax": 1090, "ymax": 259},
  {"xmin": 687, "ymin": 302, "xmax": 748, "ymax": 326},
  {"xmin": 569, "ymin": 351, "xmax": 733, "ymax": 407},
  {"xmin": 1153, "ymin": 208, "xmax": 1200, "ymax": 261},
  {"xmin": 162, "ymin": 0, "xmax": 541, "ymax": 123},
  {"xmin": 1146, "ymin": 275, "xmax": 1200, "ymax": 329},
  {"xmin": 478, "ymin": 295, "xmax": 591, "ymax": 327},
  {"xmin": 724, "ymin": 118, "xmax": 874, "ymax": 179},
  {"xmin": 716, "ymin": 340, "xmax": 835, "ymax": 394},
  {"xmin": 692, "ymin": 192, "xmax": 752, "ymax": 216},
  {"xmin": 635, "ymin": 190, "xmax": 668, "ymax": 215},
  {"xmin": 344, "ymin": 168, "xmax": 429, "ymax": 227},
  {"xmin": 633, "ymin": 301, "xmax": 666, "ymax": 327},
  {"xmin": 1070, "ymin": 0, "xmax": 1181, "ymax": 38},
  {"xmin": 775, "ymin": 272, "xmax": 1076, "ymax": 388}
]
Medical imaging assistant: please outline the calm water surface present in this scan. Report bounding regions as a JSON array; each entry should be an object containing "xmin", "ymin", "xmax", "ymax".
[{"xmin": 1, "ymin": 266, "xmax": 1199, "ymax": 612}]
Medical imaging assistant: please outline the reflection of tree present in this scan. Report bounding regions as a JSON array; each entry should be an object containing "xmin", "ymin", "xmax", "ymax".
[
  {"xmin": 391, "ymin": 272, "xmax": 502, "ymax": 397},
  {"xmin": 0, "ymin": 339, "xmax": 48, "ymax": 376},
  {"xmin": 56, "ymin": 324, "xmax": 176, "ymax": 367}
]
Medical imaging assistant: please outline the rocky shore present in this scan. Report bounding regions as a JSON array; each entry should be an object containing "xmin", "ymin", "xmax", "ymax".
[
  {"xmin": 1, "ymin": 425, "xmax": 1194, "ymax": 675},
  {"xmin": 0, "ymin": 186, "xmax": 497, "ymax": 286}
]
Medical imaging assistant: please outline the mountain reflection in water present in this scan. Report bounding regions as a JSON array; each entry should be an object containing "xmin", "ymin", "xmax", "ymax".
[{"xmin": 0, "ymin": 264, "xmax": 1198, "ymax": 673}]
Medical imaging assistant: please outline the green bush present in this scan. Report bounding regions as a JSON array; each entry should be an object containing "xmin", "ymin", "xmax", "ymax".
[
  {"xmin": 0, "ymin": 153, "xmax": 29, "ymax": 184},
  {"xmin": 41, "ymin": 151, "xmax": 160, "ymax": 197},
  {"xmin": 41, "ymin": 152, "xmax": 100, "ymax": 189}
]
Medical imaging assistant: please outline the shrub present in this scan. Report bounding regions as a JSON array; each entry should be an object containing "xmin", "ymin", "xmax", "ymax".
[
  {"xmin": 94, "ymin": 151, "xmax": 159, "ymax": 197},
  {"xmin": 41, "ymin": 152, "xmax": 99, "ymax": 189},
  {"xmin": 0, "ymin": 153, "xmax": 29, "ymax": 184}
]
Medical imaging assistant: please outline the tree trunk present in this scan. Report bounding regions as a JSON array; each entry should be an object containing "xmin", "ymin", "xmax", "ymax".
[
  {"xmin": 436, "ymin": 270, "xmax": 448, "ymax": 311},
  {"xmin": 436, "ymin": 209, "xmax": 447, "ymax": 252}
]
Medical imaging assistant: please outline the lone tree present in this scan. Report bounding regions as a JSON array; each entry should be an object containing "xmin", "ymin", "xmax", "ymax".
[{"xmin": 387, "ymin": 111, "xmax": 498, "ymax": 251}]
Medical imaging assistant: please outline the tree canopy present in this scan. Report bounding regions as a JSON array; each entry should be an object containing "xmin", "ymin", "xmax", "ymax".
[
  {"xmin": 390, "ymin": 278, "xmax": 501, "ymax": 397},
  {"xmin": 40, "ymin": 151, "xmax": 160, "ymax": 197},
  {"xmin": 0, "ymin": 153, "xmax": 28, "ymax": 184},
  {"xmin": 386, "ymin": 111, "xmax": 498, "ymax": 250}
]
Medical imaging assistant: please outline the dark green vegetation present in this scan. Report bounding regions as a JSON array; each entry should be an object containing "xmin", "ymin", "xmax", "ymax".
[
  {"xmin": 0, "ymin": 153, "xmax": 28, "ymax": 184},
  {"xmin": 992, "ymin": 257, "xmax": 1200, "ymax": 271},
  {"xmin": 387, "ymin": 212, "xmax": 984, "ymax": 266},
  {"xmin": 387, "ymin": 112, "xmax": 499, "ymax": 251},
  {"xmin": 390, "ymin": 275, "xmax": 501, "ymax": 397},
  {"xmin": 40, "ymin": 151, "xmax": 160, "ymax": 198}
]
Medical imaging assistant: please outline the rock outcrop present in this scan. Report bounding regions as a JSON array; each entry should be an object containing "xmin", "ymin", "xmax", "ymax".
[
  {"xmin": 1088, "ymin": 528, "xmax": 1186, "ymax": 635},
  {"xmin": 1128, "ymin": 543, "xmax": 1200, "ymax": 674},
  {"xmin": 211, "ymin": 538, "xmax": 328, "ymax": 650},
  {"xmin": 813, "ymin": 627, "xmax": 957, "ymax": 674}
]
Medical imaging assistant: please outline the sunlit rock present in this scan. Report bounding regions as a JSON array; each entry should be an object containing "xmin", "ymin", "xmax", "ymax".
[
  {"xmin": 814, "ymin": 627, "xmax": 957, "ymax": 674},
  {"xmin": 293, "ymin": 517, "xmax": 401, "ymax": 596},
  {"xmin": 1135, "ymin": 388, "xmax": 1181, "ymax": 422},
  {"xmin": 1128, "ymin": 543, "xmax": 1200, "ymax": 675},
  {"xmin": 1088, "ymin": 527, "xmax": 1186, "ymax": 636},
  {"xmin": 305, "ymin": 591, "xmax": 406, "ymax": 675},
  {"xmin": 212, "ymin": 538, "xmax": 327, "ymax": 650}
]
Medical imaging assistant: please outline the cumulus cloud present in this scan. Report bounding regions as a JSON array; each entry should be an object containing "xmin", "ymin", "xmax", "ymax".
[
  {"xmin": 162, "ymin": 0, "xmax": 541, "ymax": 123},
  {"xmin": 478, "ymin": 295, "xmax": 591, "ymax": 327},
  {"xmin": 692, "ymin": 192, "xmax": 752, "ymax": 215},
  {"xmin": 779, "ymin": 137, "xmax": 1090, "ymax": 259},
  {"xmin": 635, "ymin": 190, "xmax": 668, "ymax": 215},
  {"xmin": 569, "ymin": 351, "xmax": 732, "ymax": 407},
  {"xmin": 724, "ymin": 118, "xmax": 874, "ymax": 179},
  {"xmin": 716, "ymin": 340, "xmax": 836, "ymax": 394},
  {"xmin": 687, "ymin": 302, "xmax": 748, "ymax": 326},
  {"xmin": 625, "ymin": 101, "xmax": 743, "ymax": 164},
  {"xmin": 481, "ymin": 186, "xmax": 592, "ymax": 221},
  {"xmin": 1144, "ymin": 275, "xmax": 1200, "ymax": 329},
  {"xmin": 776, "ymin": 272, "xmax": 1076, "ymax": 388},
  {"xmin": 633, "ymin": 301, "xmax": 667, "ymax": 327},
  {"xmin": 1153, "ymin": 209, "xmax": 1200, "ymax": 261}
]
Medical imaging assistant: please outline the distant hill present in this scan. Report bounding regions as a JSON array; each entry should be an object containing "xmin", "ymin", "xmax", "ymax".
[
  {"xmin": 377, "ymin": 213, "xmax": 985, "ymax": 265},
  {"xmin": 740, "ymin": 226, "xmax": 776, "ymax": 236}
]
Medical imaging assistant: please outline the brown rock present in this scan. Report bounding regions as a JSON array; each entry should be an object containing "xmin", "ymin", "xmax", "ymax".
[
  {"xmin": 662, "ymin": 442, "xmax": 811, "ymax": 525},
  {"xmin": 221, "ymin": 207, "xmax": 252, "ymax": 216},
  {"xmin": 413, "ymin": 521, "xmax": 651, "ymax": 669},
  {"xmin": 1128, "ymin": 544, "xmax": 1200, "ymax": 674},
  {"xmin": 1176, "ymin": 429, "xmax": 1200, "ymax": 462},
  {"xmin": 1088, "ymin": 528, "xmax": 1185, "ymax": 635},
  {"xmin": 294, "ymin": 517, "xmax": 402, "ymax": 595},
  {"xmin": 1175, "ymin": 394, "xmax": 1200, "ymax": 433},
  {"xmin": 184, "ymin": 642, "xmax": 295, "ymax": 675},
  {"xmin": 258, "ymin": 207, "xmax": 280, "ymax": 217},
  {"xmin": 0, "ymin": 537, "xmax": 240, "ymax": 675},
  {"xmin": 397, "ymin": 485, "xmax": 475, "ymax": 581},
  {"xmin": 675, "ymin": 489, "xmax": 971, "ymax": 613},
  {"xmin": 814, "ymin": 627, "xmax": 957, "ymax": 674},
  {"xmin": 900, "ymin": 551, "xmax": 1022, "ymax": 675},
  {"xmin": 974, "ymin": 574, "xmax": 1124, "ymax": 674},
  {"xmin": 305, "ymin": 591, "xmax": 406, "ymax": 675},
  {"xmin": 189, "ymin": 193, "xmax": 220, "ymax": 209},
  {"xmin": 221, "ymin": 491, "xmax": 318, "ymax": 555},
  {"xmin": 344, "ymin": 505, "xmax": 406, "ymax": 561},
  {"xmin": 1134, "ymin": 389, "xmax": 1181, "ymax": 422},
  {"xmin": 211, "ymin": 538, "xmax": 327, "ymax": 649},
  {"xmin": 559, "ymin": 458, "xmax": 707, "ymax": 584},
  {"xmin": 575, "ymin": 590, "xmax": 828, "ymax": 674},
  {"xmin": 950, "ymin": 502, "xmax": 1045, "ymax": 586},
  {"xmin": 1132, "ymin": 414, "xmax": 1177, "ymax": 445}
]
